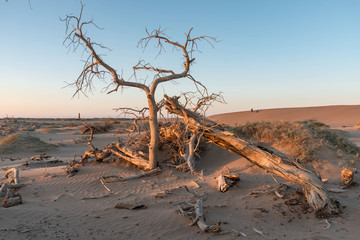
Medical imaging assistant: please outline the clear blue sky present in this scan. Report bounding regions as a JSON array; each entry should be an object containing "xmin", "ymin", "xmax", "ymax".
[{"xmin": 1, "ymin": 0, "xmax": 359, "ymax": 118}]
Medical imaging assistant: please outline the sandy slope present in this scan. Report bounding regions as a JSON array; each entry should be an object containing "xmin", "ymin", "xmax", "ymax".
[
  {"xmin": 0, "ymin": 109, "xmax": 360, "ymax": 240},
  {"xmin": 209, "ymin": 105, "xmax": 360, "ymax": 127}
]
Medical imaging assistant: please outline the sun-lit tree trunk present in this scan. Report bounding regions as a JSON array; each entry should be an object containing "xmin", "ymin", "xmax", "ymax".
[{"xmin": 147, "ymin": 94, "xmax": 159, "ymax": 169}]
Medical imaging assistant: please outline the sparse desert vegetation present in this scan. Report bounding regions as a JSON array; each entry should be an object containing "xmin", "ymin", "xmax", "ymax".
[
  {"xmin": 232, "ymin": 121, "xmax": 317, "ymax": 161},
  {"xmin": 0, "ymin": 133, "xmax": 56, "ymax": 154},
  {"xmin": 232, "ymin": 120, "xmax": 360, "ymax": 163}
]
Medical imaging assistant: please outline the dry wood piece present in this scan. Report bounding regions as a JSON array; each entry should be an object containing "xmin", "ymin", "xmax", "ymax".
[
  {"xmin": 112, "ymin": 143, "xmax": 150, "ymax": 169},
  {"xmin": 66, "ymin": 155, "xmax": 81, "ymax": 177},
  {"xmin": 341, "ymin": 167, "xmax": 356, "ymax": 186},
  {"xmin": 1, "ymin": 168, "xmax": 25, "ymax": 207},
  {"xmin": 66, "ymin": 166, "xmax": 79, "ymax": 177},
  {"xmin": 25, "ymin": 154, "xmax": 60, "ymax": 165},
  {"xmin": 3, "ymin": 188, "xmax": 22, "ymax": 208},
  {"xmin": 164, "ymin": 95, "xmax": 333, "ymax": 212},
  {"xmin": 101, "ymin": 168, "xmax": 161, "ymax": 183},
  {"xmin": 217, "ymin": 171, "xmax": 240, "ymax": 192},
  {"xmin": 80, "ymin": 141, "xmax": 150, "ymax": 170},
  {"xmin": 177, "ymin": 186, "xmax": 221, "ymax": 233},
  {"xmin": 26, "ymin": 158, "xmax": 60, "ymax": 165},
  {"xmin": 5, "ymin": 168, "xmax": 20, "ymax": 184}
]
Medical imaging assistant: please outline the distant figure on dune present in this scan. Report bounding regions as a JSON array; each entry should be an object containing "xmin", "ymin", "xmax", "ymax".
[{"xmin": 251, "ymin": 108, "xmax": 254, "ymax": 113}]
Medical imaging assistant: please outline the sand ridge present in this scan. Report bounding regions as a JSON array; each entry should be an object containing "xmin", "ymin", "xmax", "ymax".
[
  {"xmin": 0, "ymin": 108, "xmax": 360, "ymax": 239},
  {"xmin": 209, "ymin": 105, "xmax": 360, "ymax": 127}
]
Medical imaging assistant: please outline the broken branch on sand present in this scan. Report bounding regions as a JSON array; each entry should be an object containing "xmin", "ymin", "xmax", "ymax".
[
  {"xmin": 217, "ymin": 169, "xmax": 240, "ymax": 192},
  {"xmin": 177, "ymin": 186, "xmax": 221, "ymax": 233},
  {"xmin": 164, "ymin": 95, "xmax": 334, "ymax": 213}
]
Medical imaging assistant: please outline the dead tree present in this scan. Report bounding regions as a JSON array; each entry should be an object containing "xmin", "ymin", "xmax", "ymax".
[
  {"xmin": 62, "ymin": 4, "xmax": 215, "ymax": 169},
  {"xmin": 164, "ymin": 95, "xmax": 334, "ymax": 212}
]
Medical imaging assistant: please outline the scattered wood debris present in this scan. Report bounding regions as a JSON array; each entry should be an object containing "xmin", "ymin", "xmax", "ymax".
[
  {"xmin": 177, "ymin": 186, "xmax": 221, "ymax": 233},
  {"xmin": 66, "ymin": 155, "xmax": 81, "ymax": 177},
  {"xmin": 25, "ymin": 153, "xmax": 60, "ymax": 165},
  {"xmin": 1, "ymin": 167, "xmax": 24, "ymax": 207}
]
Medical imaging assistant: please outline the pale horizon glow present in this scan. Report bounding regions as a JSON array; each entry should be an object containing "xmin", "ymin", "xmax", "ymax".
[{"xmin": 1, "ymin": 0, "xmax": 359, "ymax": 118}]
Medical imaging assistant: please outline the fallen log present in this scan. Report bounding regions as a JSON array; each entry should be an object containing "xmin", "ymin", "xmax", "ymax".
[{"xmin": 164, "ymin": 95, "xmax": 333, "ymax": 212}]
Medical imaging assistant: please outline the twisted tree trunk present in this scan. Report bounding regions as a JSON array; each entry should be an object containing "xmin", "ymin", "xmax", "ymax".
[{"xmin": 164, "ymin": 95, "xmax": 332, "ymax": 212}]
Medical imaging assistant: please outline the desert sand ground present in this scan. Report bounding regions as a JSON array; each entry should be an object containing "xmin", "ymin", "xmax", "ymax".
[{"xmin": 1, "ymin": 105, "xmax": 360, "ymax": 240}]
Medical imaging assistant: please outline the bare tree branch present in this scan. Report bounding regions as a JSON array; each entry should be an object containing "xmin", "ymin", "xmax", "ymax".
[{"xmin": 62, "ymin": 4, "xmax": 217, "ymax": 169}]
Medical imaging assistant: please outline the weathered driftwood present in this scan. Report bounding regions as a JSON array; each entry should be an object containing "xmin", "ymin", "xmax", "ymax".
[
  {"xmin": 66, "ymin": 155, "xmax": 81, "ymax": 177},
  {"xmin": 80, "ymin": 142, "xmax": 150, "ymax": 170},
  {"xmin": 341, "ymin": 167, "xmax": 356, "ymax": 186},
  {"xmin": 178, "ymin": 187, "xmax": 221, "ymax": 233},
  {"xmin": 5, "ymin": 168, "xmax": 19, "ymax": 184},
  {"xmin": 1, "ymin": 168, "xmax": 24, "ymax": 204},
  {"xmin": 217, "ymin": 172, "xmax": 240, "ymax": 192},
  {"xmin": 217, "ymin": 175, "xmax": 228, "ymax": 192},
  {"xmin": 101, "ymin": 168, "xmax": 161, "ymax": 183},
  {"xmin": 25, "ymin": 154, "xmax": 60, "ymax": 165},
  {"xmin": 164, "ymin": 95, "xmax": 332, "ymax": 212},
  {"xmin": 66, "ymin": 165, "xmax": 79, "ymax": 177},
  {"xmin": 81, "ymin": 148, "xmax": 112, "ymax": 162},
  {"xmin": 113, "ymin": 143, "xmax": 150, "ymax": 169}
]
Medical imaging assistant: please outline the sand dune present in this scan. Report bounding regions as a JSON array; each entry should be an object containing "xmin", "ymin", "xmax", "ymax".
[
  {"xmin": 210, "ymin": 105, "xmax": 360, "ymax": 127},
  {"xmin": 1, "ymin": 109, "xmax": 360, "ymax": 239}
]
